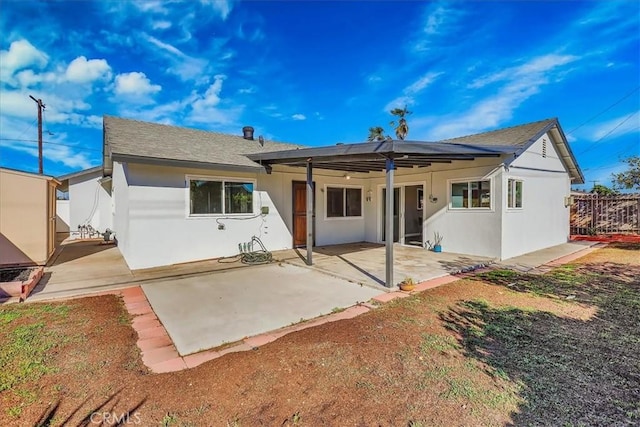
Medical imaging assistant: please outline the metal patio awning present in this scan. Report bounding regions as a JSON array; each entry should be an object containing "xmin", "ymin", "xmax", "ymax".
[
  {"xmin": 247, "ymin": 140, "xmax": 516, "ymax": 288},
  {"xmin": 246, "ymin": 140, "xmax": 517, "ymax": 173}
]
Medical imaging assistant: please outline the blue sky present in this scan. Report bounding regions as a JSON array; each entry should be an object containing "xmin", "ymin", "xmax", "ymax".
[{"xmin": 0, "ymin": 0, "xmax": 638, "ymax": 190}]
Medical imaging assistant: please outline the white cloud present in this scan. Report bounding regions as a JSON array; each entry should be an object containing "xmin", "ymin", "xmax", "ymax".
[
  {"xmin": 424, "ymin": 5, "xmax": 448, "ymax": 35},
  {"xmin": 3, "ymin": 139, "xmax": 94, "ymax": 170},
  {"xmin": 385, "ymin": 96, "xmax": 414, "ymax": 111},
  {"xmin": 14, "ymin": 69, "xmax": 59, "ymax": 87},
  {"xmin": 114, "ymin": 72, "xmax": 161, "ymax": 104},
  {"xmin": 292, "ymin": 114, "xmax": 306, "ymax": 121},
  {"xmin": 423, "ymin": 54, "xmax": 580, "ymax": 140},
  {"xmin": 187, "ymin": 74, "xmax": 243, "ymax": 125},
  {"xmin": 0, "ymin": 90, "xmax": 39, "ymax": 118},
  {"xmin": 236, "ymin": 23, "xmax": 264, "ymax": 42},
  {"xmin": 0, "ymin": 39, "xmax": 48, "ymax": 79},
  {"xmin": 145, "ymin": 34, "xmax": 184, "ymax": 57},
  {"xmin": 425, "ymin": 82, "xmax": 539, "ymax": 140},
  {"xmin": 65, "ymin": 56, "xmax": 112, "ymax": 84},
  {"xmin": 152, "ymin": 20, "xmax": 172, "ymax": 30},
  {"xmin": 142, "ymin": 33, "xmax": 208, "ymax": 81},
  {"xmin": 385, "ymin": 71, "xmax": 443, "ymax": 110},
  {"xmin": 195, "ymin": 75, "xmax": 225, "ymax": 108},
  {"xmin": 0, "ymin": 116, "xmax": 94, "ymax": 169},
  {"xmin": 412, "ymin": 2, "xmax": 465, "ymax": 52},
  {"xmin": 133, "ymin": 1, "xmax": 169, "ymax": 14},
  {"xmin": 0, "ymin": 88, "xmax": 95, "ymax": 126},
  {"xmin": 469, "ymin": 54, "xmax": 579, "ymax": 89},
  {"xmin": 584, "ymin": 111, "xmax": 640, "ymax": 142},
  {"xmin": 200, "ymin": 0, "xmax": 234, "ymax": 20},
  {"xmin": 406, "ymin": 72, "xmax": 443, "ymax": 93},
  {"xmin": 260, "ymin": 104, "xmax": 283, "ymax": 119}
]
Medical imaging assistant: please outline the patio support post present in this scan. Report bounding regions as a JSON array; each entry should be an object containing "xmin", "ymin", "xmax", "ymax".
[
  {"xmin": 306, "ymin": 160, "xmax": 313, "ymax": 266},
  {"xmin": 385, "ymin": 156, "xmax": 394, "ymax": 287}
]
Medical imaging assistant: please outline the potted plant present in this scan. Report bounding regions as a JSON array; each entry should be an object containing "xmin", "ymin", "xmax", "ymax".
[
  {"xmin": 399, "ymin": 277, "xmax": 416, "ymax": 292},
  {"xmin": 433, "ymin": 232, "xmax": 443, "ymax": 252},
  {"xmin": 426, "ymin": 232, "xmax": 444, "ymax": 252}
]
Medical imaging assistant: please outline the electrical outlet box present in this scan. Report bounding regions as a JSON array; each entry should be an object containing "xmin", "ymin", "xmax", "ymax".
[
  {"xmin": 260, "ymin": 206, "xmax": 269, "ymax": 215},
  {"xmin": 218, "ymin": 223, "xmax": 225, "ymax": 230}
]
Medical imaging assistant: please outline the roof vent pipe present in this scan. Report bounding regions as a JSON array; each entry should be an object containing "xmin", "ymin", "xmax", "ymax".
[{"xmin": 242, "ymin": 126, "xmax": 255, "ymax": 140}]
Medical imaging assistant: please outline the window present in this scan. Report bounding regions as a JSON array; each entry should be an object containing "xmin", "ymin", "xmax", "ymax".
[
  {"xmin": 450, "ymin": 180, "xmax": 491, "ymax": 209},
  {"xmin": 507, "ymin": 179, "xmax": 523, "ymax": 208},
  {"xmin": 189, "ymin": 178, "xmax": 253, "ymax": 215},
  {"xmin": 326, "ymin": 186, "xmax": 362, "ymax": 218}
]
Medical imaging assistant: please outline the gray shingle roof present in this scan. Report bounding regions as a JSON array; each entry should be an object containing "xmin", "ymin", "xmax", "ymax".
[
  {"xmin": 439, "ymin": 118, "xmax": 556, "ymax": 147},
  {"xmin": 103, "ymin": 116, "xmax": 303, "ymax": 170},
  {"xmin": 437, "ymin": 117, "xmax": 583, "ymax": 184}
]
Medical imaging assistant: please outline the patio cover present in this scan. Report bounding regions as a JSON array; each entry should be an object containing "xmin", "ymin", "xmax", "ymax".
[{"xmin": 247, "ymin": 141, "xmax": 516, "ymax": 288}]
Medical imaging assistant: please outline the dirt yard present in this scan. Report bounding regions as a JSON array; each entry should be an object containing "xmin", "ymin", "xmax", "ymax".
[{"xmin": 1, "ymin": 243, "xmax": 638, "ymax": 426}]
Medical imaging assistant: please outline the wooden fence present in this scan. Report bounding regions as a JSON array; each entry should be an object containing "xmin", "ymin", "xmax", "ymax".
[{"xmin": 570, "ymin": 194, "xmax": 640, "ymax": 235}]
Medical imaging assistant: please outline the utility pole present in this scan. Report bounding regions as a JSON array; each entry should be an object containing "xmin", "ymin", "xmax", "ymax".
[{"xmin": 29, "ymin": 95, "xmax": 45, "ymax": 174}]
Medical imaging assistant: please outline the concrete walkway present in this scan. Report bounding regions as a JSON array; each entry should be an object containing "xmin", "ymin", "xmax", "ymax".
[
  {"xmin": 496, "ymin": 241, "xmax": 597, "ymax": 272},
  {"xmin": 31, "ymin": 239, "xmax": 260, "ymax": 301}
]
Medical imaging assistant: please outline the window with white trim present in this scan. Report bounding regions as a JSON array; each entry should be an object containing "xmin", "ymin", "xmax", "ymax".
[
  {"xmin": 450, "ymin": 180, "xmax": 491, "ymax": 209},
  {"xmin": 326, "ymin": 187, "xmax": 362, "ymax": 218},
  {"xmin": 188, "ymin": 178, "xmax": 253, "ymax": 215},
  {"xmin": 507, "ymin": 179, "xmax": 523, "ymax": 208}
]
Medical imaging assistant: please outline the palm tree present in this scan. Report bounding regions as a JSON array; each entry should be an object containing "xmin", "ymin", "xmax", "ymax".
[
  {"xmin": 390, "ymin": 106, "xmax": 412, "ymax": 140},
  {"xmin": 367, "ymin": 126, "xmax": 387, "ymax": 141}
]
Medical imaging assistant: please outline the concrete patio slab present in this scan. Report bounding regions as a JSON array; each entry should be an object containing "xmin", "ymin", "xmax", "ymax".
[
  {"xmin": 141, "ymin": 263, "xmax": 380, "ymax": 356},
  {"xmin": 274, "ymin": 242, "xmax": 495, "ymax": 289}
]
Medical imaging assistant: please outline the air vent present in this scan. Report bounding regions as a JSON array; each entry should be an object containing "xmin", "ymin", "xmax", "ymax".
[{"xmin": 542, "ymin": 138, "xmax": 547, "ymax": 158}]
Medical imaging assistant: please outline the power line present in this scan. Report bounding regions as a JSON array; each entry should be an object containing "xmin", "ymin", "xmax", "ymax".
[
  {"xmin": 0, "ymin": 137, "xmax": 102, "ymax": 153},
  {"xmin": 577, "ymin": 111, "xmax": 639, "ymax": 155},
  {"xmin": 566, "ymin": 85, "xmax": 640, "ymax": 135},
  {"xmin": 583, "ymin": 163, "xmax": 626, "ymax": 172}
]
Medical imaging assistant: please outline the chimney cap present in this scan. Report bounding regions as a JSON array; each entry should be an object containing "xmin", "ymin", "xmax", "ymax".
[{"xmin": 242, "ymin": 126, "xmax": 255, "ymax": 140}]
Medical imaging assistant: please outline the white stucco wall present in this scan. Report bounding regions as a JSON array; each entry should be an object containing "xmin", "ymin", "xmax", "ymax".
[
  {"xmin": 115, "ymin": 164, "xmax": 291, "ymax": 270},
  {"xmin": 56, "ymin": 200, "xmax": 70, "ymax": 232},
  {"xmin": 260, "ymin": 167, "xmax": 367, "ymax": 247},
  {"xmin": 112, "ymin": 162, "xmax": 372, "ymax": 270},
  {"xmin": 362, "ymin": 158, "xmax": 504, "ymax": 258},
  {"xmin": 67, "ymin": 169, "xmax": 112, "ymax": 236},
  {"xmin": 501, "ymin": 133, "xmax": 571, "ymax": 259},
  {"xmin": 424, "ymin": 164, "xmax": 504, "ymax": 258},
  {"xmin": 112, "ymin": 162, "xmax": 131, "ymax": 262}
]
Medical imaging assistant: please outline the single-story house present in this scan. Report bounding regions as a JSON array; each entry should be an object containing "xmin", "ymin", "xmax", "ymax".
[
  {"xmin": 56, "ymin": 166, "xmax": 112, "ymax": 239},
  {"xmin": 0, "ymin": 167, "xmax": 60, "ymax": 266},
  {"xmin": 79, "ymin": 115, "xmax": 583, "ymax": 285}
]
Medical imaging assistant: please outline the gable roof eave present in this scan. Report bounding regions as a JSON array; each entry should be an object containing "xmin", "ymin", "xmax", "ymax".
[
  {"xmin": 56, "ymin": 165, "xmax": 103, "ymax": 182},
  {"xmin": 110, "ymin": 153, "xmax": 267, "ymax": 174},
  {"xmin": 549, "ymin": 122, "xmax": 585, "ymax": 184},
  {"xmin": 504, "ymin": 118, "xmax": 559, "ymax": 164},
  {"xmin": 504, "ymin": 118, "xmax": 584, "ymax": 184}
]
